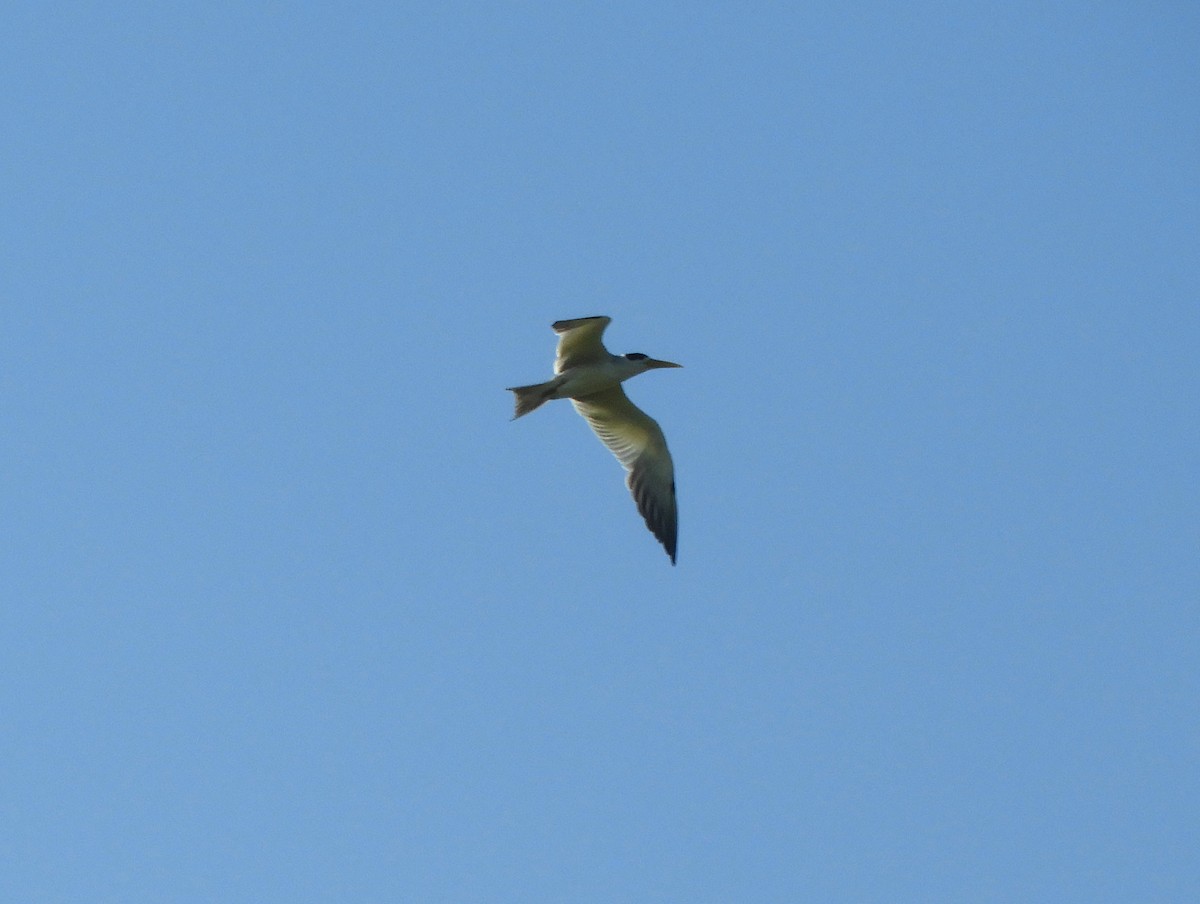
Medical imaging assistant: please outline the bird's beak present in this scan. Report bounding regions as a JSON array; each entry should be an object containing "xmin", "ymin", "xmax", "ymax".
[{"xmin": 646, "ymin": 359, "xmax": 683, "ymax": 369}]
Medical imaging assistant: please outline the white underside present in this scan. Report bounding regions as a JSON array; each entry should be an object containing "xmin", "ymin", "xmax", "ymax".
[{"xmin": 550, "ymin": 360, "xmax": 641, "ymax": 400}]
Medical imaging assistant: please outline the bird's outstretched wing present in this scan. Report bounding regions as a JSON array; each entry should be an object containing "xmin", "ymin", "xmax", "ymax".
[
  {"xmin": 571, "ymin": 385, "xmax": 678, "ymax": 564},
  {"xmin": 553, "ymin": 316, "xmax": 612, "ymax": 373}
]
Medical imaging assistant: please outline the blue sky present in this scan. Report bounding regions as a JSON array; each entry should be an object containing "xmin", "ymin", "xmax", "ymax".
[{"xmin": 4, "ymin": 3, "xmax": 1197, "ymax": 901}]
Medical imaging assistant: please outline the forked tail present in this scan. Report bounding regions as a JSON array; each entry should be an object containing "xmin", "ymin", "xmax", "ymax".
[{"xmin": 506, "ymin": 379, "xmax": 558, "ymax": 419}]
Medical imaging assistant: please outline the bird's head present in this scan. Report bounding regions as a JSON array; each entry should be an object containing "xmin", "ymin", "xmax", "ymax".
[{"xmin": 624, "ymin": 352, "xmax": 683, "ymax": 370}]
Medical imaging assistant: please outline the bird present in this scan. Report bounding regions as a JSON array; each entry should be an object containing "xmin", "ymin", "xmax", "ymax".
[{"xmin": 507, "ymin": 316, "xmax": 682, "ymax": 564}]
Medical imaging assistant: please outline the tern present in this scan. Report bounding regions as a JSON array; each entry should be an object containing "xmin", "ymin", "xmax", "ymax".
[{"xmin": 507, "ymin": 316, "xmax": 682, "ymax": 564}]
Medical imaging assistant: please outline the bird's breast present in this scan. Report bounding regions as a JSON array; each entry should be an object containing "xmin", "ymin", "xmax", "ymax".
[{"xmin": 552, "ymin": 362, "xmax": 631, "ymax": 399}]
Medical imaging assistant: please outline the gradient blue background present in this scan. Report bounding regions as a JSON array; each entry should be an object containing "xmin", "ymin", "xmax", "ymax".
[{"xmin": 4, "ymin": 3, "xmax": 1197, "ymax": 901}]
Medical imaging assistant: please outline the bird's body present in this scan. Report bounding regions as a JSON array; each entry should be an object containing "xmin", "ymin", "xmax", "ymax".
[{"xmin": 507, "ymin": 316, "xmax": 681, "ymax": 564}]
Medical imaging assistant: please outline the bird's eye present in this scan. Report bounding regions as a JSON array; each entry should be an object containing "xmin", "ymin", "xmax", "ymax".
[{"xmin": 625, "ymin": 353, "xmax": 648, "ymax": 360}]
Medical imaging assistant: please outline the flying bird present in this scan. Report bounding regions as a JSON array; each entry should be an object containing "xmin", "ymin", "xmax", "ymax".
[{"xmin": 507, "ymin": 316, "xmax": 682, "ymax": 564}]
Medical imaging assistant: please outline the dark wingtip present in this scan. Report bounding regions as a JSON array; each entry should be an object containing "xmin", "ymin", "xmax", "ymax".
[
  {"xmin": 653, "ymin": 525, "xmax": 678, "ymax": 566},
  {"xmin": 552, "ymin": 315, "xmax": 608, "ymax": 332}
]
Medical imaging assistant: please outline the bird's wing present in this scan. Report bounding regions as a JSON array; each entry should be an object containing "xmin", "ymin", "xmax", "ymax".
[
  {"xmin": 571, "ymin": 385, "xmax": 678, "ymax": 564},
  {"xmin": 553, "ymin": 316, "xmax": 612, "ymax": 373}
]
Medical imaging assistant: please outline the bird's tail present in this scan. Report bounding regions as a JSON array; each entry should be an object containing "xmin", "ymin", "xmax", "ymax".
[{"xmin": 506, "ymin": 379, "xmax": 559, "ymax": 419}]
